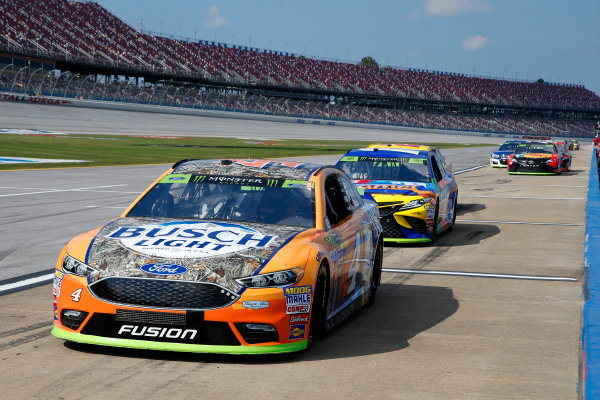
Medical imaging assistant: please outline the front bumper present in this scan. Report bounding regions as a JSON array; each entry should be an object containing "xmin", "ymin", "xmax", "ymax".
[
  {"xmin": 379, "ymin": 204, "xmax": 435, "ymax": 243},
  {"xmin": 490, "ymin": 158, "xmax": 508, "ymax": 168},
  {"xmin": 52, "ymin": 269, "xmax": 311, "ymax": 354},
  {"xmin": 52, "ymin": 325, "xmax": 307, "ymax": 354},
  {"xmin": 508, "ymin": 159, "xmax": 558, "ymax": 175}
]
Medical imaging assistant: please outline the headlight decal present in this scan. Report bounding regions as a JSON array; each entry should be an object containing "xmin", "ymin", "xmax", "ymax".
[
  {"xmin": 236, "ymin": 229, "xmax": 305, "ymax": 295},
  {"xmin": 236, "ymin": 268, "xmax": 305, "ymax": 289},
  {"xmin": 62, "ymin": 254, "xmax": 99, "ymax": 282},
  {"xmin": 400, "ymin": 197, "xmax": 434, "ymax": 210}
]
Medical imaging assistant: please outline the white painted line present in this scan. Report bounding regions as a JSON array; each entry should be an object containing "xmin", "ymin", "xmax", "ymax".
[
  {"xmin": 0, "ymin": 157, "xmax": 88, "ymax": 164},
  {"xmin": 85, "ymin": 206, "xmax": 128, "ymax": 209},
  {"xmin": 454, "ymin": 165, "xmax": 489, "ymax": 174},
  {"xmin": 0, "ymin": 273, "xmax": 54, "ymax": 293},
  {"xmin": 382, "ymin": 268, "xmax": 577, "ymax": 281},
  {"xmin": 0, "ymin": 184, "xmax": 128, "ymax": 197},
  {"xmin": 462, "ymin": 195, "xmax": 584, "ymax": 200},
  {"xmin": 460, "ymin": 183, "xmax": 587, "ymax": 188},
  {"xmin": 456, "ymin": 219, "xmax": 583, "ymax": 226}
]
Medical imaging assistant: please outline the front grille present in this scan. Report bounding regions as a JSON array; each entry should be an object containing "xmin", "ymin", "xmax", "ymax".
[
  {"xmin": 89, "ymin": 278, "xmax": 239, "ymax": 310},
  {"xmin": 380, "ymin": 216, "xmax": 404, "ymax": 238},
  {"xmin": 499, "ymin": 159, "xmax": 508, "ymax": 165},
  {"xmin": 378, "ymin": 203, "xmax": 403, "ymax": 218},
  {"xmin": 510, "ymin": 161, "xmax": 552, "ymax": 173},
  {"xmin": 403, "ymin": 216, "xmax": 428, "ymax": 234},
  {"xmin": 116, "ymin": 309, "xmax": 186, "ymax": 326}
]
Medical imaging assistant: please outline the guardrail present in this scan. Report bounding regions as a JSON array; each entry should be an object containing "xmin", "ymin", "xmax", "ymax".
[{"xmin": 581, "ymin": 146, "xmax": 600, "ymax": 398}]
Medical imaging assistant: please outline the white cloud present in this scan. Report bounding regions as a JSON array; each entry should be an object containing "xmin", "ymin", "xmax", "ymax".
[
  {"xmin": 423, "ymin": 0, "xmax": 493, "ymax": 17},
  {"xmin": 202, "ymin": 5, "xmax": 230, "ymax": 28},
  {"xmin": 462, "ymin": 35, "xmax": 491, "ymax": 51}
]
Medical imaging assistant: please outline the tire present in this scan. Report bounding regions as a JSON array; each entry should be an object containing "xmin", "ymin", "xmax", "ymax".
[
  {"xmin": 430, "ymin": 204, "xmax": 439, "ymax": 242},
  {"xmin": 307, "ymin": 264, "xmax": 329, "ymax": 349},
  {"xmin": 366, "ymin": 237, "xmax": 383, "ymax": 307},
  {"xmin": 447, "ymin": 193, "xmax": 458, "ymax": 232}
]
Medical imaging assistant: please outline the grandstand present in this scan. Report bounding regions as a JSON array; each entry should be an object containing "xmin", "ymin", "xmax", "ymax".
[{"xmin": 1, "ymin": 0, "xmax": 599, "ymax": 136}]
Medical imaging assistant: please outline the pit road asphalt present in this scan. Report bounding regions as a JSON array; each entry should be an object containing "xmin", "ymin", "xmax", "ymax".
[{"xmin": 0, "ymin": 103, "xmax": 588, "ymax": 399}]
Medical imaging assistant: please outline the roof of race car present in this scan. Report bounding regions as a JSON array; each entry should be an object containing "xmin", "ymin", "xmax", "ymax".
[
  {"xmin": 342, "ymin": 147, "xmax": 429, "ymax": 158},
  {"xmin": 367, "ymin": 143, "xmax": 434, "ymax": 151},
  {"xmin": 171, "ymin": 159, "xmax": 322, "ymax": 181}
]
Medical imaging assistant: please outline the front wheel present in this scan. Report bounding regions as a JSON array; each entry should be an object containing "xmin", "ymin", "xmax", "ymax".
[
  {"xmin": 307, "ymin": 264, "xmax": 329, "ymax": 349},
  {"xmin": 447, "ymin": 193, "xmax": 458, "ymax": 232},
  {"xmin": 366, "ymin": 237, "xmax": 383, "ymax": 307},
  {"xmin": 430, "ymin": 204, "xmax": 440, "ymax": 242}
]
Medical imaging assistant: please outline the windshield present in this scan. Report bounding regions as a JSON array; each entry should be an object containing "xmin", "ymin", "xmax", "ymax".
[
  {"xmin": 127, "ymin": 174, "xmax": 315, "ymax": 227},
  {"xmin": 336, "ymin": 156, "xmax": 430, "ymax": 182},
  {"xmin": 499, "ymin": 142, "xmax": 521, "ymax": 151},
  {"xmin": 515, "ymin": 143, "xmax": 555, "ymax": 155}
]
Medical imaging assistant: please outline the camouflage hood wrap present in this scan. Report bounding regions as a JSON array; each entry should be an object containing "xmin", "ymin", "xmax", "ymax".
[{"xmin": 85, "ymin": 217, "xmax": 304, "ymax": 293}]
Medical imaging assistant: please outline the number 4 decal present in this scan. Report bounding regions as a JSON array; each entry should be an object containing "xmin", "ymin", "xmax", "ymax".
[{"xmin": 71, "ymin": 288, "xmax": 83, "ymax": 302}]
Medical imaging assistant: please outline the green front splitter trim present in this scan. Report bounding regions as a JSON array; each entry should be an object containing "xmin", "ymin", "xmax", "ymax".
[
  {"xmin": 52, "ymin": 326, "xmax": 308, "ymax": 354},
  {"xmin": 384, "ymin": 237, "xmax": 431, "ymax": 243},
  {"xmin": 490, "ymin": 165, "xmax": 507, "ymax": 168},
  {"xmin": 507, "ymin": 172, "xmax": 556, "ymax": 175}
]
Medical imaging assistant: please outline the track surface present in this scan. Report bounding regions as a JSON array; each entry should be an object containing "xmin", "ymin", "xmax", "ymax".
[{"xmin": 0, "ymin": 103, "xmax": 587, "ymax": 399}]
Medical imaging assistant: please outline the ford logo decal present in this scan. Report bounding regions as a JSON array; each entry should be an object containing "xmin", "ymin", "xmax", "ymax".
[{"xmin": 140, "ymin": 263, "xmax": 188, "ymax": 275}]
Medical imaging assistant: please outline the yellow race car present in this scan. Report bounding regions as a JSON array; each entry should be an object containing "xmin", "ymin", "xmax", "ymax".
[
  {"xmin": 337, "ymin": 146, "xmax": 458, "ymax": 243},
  {"xmin": 52, "ymin": 159, "xmax": 382, "ymax": 354}
]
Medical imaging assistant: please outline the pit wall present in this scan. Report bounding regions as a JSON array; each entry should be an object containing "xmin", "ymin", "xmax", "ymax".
[{"xmin": 581, "ymin": 146, "xmax": 600, "ymax": 398}]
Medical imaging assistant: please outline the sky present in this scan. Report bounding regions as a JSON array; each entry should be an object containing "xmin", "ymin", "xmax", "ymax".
[{"xmin": 97, "ymin": 0, "xmax": 600, "ymax": 96}]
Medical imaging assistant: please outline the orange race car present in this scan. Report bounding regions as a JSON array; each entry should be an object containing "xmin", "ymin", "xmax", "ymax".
[{"xmin": 52, "ymin": 159, "xmax": 382, "ymax": 354}]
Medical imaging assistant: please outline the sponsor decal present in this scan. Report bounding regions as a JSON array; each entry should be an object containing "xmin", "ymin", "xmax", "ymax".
[
  {"xmin": 324, "ymin": 231, "xmax": 343, "ymax": 248},
  {"xmin": 288, "ymin": 324, "xmax": 306, "ymax": 340},
  {"xmin": 284, "ymin": 285, "xmax": 312, "ymax": 315},
  {"xmin": 53, "ymin": 269, "xmax": 64, "ymax": 299},
  {"xmin": 106, "ymin": 221, "xmax": 276, "ymax": 258},
  {"xmin": 315, "ymin": 250, "xmax": 325, "ymax": 262},
  {"xmin": 242, "ymin": 300, "xmax": 270, "ymax": 310},
  {"xmin": 118, "ymin": 324, "xmax": 197, "ymax": 340},
  {"xmin": 140, "ymin": 263, "xmax": 188, "ymax": 276},
  {"xmin": 289, "ymin": 314, "xmax": 309, "ymax": 324},
  {"xmin": 286, "ymin": 304, "xmax": 310, "ymax": 314},
  {"xmin": 0, "ymin": 94, "xmax": 71, "ymax": 105},
  {"xmin": 232, "ymin": 159, "xmax": 306, "ymax": 169}
]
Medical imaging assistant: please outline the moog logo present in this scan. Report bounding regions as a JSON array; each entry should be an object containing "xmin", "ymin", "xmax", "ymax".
[{"xmin": 140, "ymin": 263, "xmax": 187, "ymax": 275}]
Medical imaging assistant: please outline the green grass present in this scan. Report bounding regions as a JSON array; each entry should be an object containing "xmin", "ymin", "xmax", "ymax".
[{"xmin": 0, "ymin": 134, "xmax": 494, "ymax": 170}]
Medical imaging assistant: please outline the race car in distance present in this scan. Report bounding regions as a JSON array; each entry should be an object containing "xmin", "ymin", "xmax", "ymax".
[
  {"xmin": 52, "ymin": 159, "xmax": 383, "ymax": 354},
  {"xmin": 336, "ymin": 146, "xmax": 458, "ymax": 243},
  {"xmin": 554, "ymin": 141, "xmax": 572, "ymax": 172},
  {"xmin": 490, "ymin": 140, "xmax": 528, "ymax": 168},
  {"xmin": 507, "ymin": 142, "xmax": 565, "ymax": 175},
  {"xmin": 572, "ymin": 140, "xmax": 580, "ymax": 150}
]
